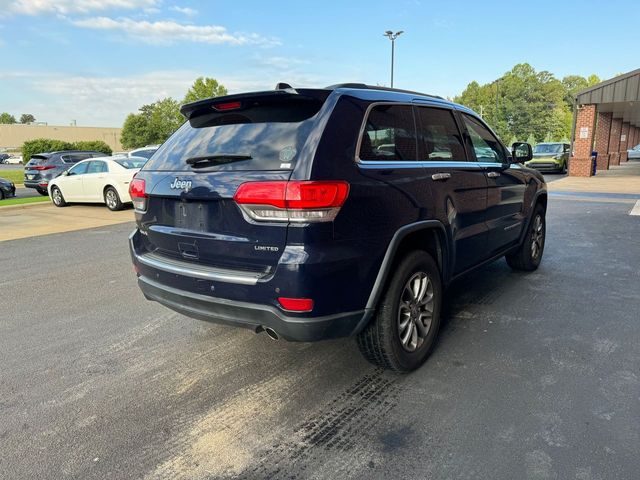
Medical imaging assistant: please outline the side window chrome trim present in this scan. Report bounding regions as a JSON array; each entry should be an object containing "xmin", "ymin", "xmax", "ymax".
[{"xmin": 357, "ymin": 160, "xmax": 483, "ymax": 169}]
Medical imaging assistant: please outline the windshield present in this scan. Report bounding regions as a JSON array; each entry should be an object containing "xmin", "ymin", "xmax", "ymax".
[
  {"xmin": 143, "ymin": 97, "xmax": 323, "ymax": 172},
  {"xmin": 533, "ymin": 144, "xmax": 563, "ymax": 154},
  {"xmin": 115, "ymin": 158, "xmax": 147, "ymax": 169}
]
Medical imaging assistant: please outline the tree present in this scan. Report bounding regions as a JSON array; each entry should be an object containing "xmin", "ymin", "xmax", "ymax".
[
  {"xmin": 183, "ymin": 77, "xmax": 228, "ymax": 104},
  {"xmin": 121, "ymin": 98, "xmax": 184, "ymax": 149},
  {"xmin": 0, "ymin": 112, "xmax": 16, "ymax": 124},
  {"xmin": 455, "ymin": 64, "xmax": 598, "ymax": 143},
  {"xmin": 20, "ymin": 113, "xmax": 35, "ymax": 124}
]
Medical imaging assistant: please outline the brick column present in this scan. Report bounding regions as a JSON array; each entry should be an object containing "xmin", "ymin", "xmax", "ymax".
[
  {"xmin": 620, "ymin": 122, "xmax": 630, "ymax": 162},
  {"xmin": 608, "ymin": 117, "xmax": 622, "ymax": 166},
  {"xmin": 594, "ymin": 111, "xmax": 612, "ymax": 170},
  {"xmin": 570, "ymin": 104, "xmax": 596, "ymax": 177}
]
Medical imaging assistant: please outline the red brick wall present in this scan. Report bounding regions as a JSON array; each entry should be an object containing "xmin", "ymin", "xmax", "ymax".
[
  {"xmin": 620, "ymin": 122, "xmax": 630, "ymax": 161},
  {"xmin": 608, "ymin": 118, "xmax": 622, "ymax": 154},
  {"xmin": 594, "ymin": 111, "xmax": 612, "ymax": 170},
  {"xmin": 570, "ymin": 104, "xmax": 596, "ymax": 176}
]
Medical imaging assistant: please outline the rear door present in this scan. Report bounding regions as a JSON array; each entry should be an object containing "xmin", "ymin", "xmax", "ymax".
[
  {"xmin": 82, "ymin": 160, "xmax": 109, "ymax": 201},
  {"xmin": 135, "ymin": 91, "xmax": 329, "ymax": 274},
  {"xmin": 460, "ymin": 113, "xmax": 526, "ymax": 254},
  {"xmin": 415, "ymin": 105, "xmax": 489, "ymax": 274}
]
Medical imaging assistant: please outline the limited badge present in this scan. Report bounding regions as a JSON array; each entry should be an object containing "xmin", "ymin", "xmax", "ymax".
[{"xmin": 279, "ymin": 146, "xmax": 297, "ymax": 163}]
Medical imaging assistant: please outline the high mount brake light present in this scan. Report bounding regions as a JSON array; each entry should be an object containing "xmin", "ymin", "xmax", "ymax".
[
  {"xmin": 234, "ymin": 181, "xmax": 349, "ymax": 223},
  {"xmin": 128, "ymin": 177, "xmax": 147, "ymax": 212},
  {"xmin": 212, "ymin": 101, "xmax": 242, "ymax": 111}
]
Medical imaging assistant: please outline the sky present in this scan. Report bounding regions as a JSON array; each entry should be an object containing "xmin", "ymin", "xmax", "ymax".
[{"xmin": 0, "ymin": 0, "xmax": 639, "ymax": 127}]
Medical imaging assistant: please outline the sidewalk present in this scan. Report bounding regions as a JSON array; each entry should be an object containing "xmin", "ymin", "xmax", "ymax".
[
  {"xmin": 548, "ymin": 160, "xmax": 640, "ymax": 195},
  {"xmin": 0, "ymin": 203, "xmax": 134, "ymax": 242}
]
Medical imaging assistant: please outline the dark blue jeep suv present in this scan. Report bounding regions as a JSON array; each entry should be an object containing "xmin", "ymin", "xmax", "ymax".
[{"xmin": 129, "ymin": 83, "xmax": 545, "ymax": 372}]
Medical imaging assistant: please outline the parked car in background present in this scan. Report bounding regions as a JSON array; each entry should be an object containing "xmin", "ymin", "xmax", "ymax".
[
  {"xmin": 24, "ymin": 151, "xmax": 106, "ymax": 195},
  {"xmin": 628, "ymin": 144, "xmax": 640, "ymax": 160},
  {"xmin": 128, "ymin": 83, "xmax": 545, "ymax": 372},
  {"xmin": 525, "ymin": 142, "xmax": 570, "ymax": 173},
  {"xmin": 128, "ymin": 145, "xmax": 159, "ymax": 159},
  {"xmin": 0, "ymin": 153, "xmax": 10, "ymax": 164},
  {"xmin": 0, "ymin": 177, "xmax": 16, "ymax": 199},
  {"xmin": 49, "ymin": 156, "xmax": 147, "ymax": 210},
  {"xmin": 5, "ymin": 155, "xmax": 23, "ymax": 165}
]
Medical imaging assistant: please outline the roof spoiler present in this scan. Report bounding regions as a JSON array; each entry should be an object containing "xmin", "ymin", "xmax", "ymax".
[{"xmin": 180, "ymin": 84, "xmax": 331, "ymax": 120}]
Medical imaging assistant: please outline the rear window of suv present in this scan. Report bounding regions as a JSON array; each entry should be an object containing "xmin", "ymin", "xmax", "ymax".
[
  {"xmin": 143, "ymin": 97, "xmax": 324, "ymax": 172},
  {"xmin": 358, "ymin": 105, "xmax": 417, "ymax": 161}
]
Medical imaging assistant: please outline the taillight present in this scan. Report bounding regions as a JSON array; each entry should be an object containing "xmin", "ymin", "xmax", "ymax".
[
  {"xmin": 129, "ymin": 177, "xmax": 147, "ymax": 211},
  {"xmin": 278, "ymin": 297, "xmax": 314, "ymax": 312},
  {"xmin": 234, "ymin": 181, "xmax": 349, "ymax": 223},
  {"xmin": 30, "ymin": 165, "xmax": 56, "ymax": 171}
]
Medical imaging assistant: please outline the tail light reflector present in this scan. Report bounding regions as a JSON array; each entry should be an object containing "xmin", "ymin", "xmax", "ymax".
[
  {"xmin": 30, "ymin": 165, "xmax": 56, "ymax": 171},
  {"xmin": 278, "ymin": 297, "xmax": 314, "ymax": 312},
  {"xmin": 234, "ymin": 181, "xmax": 349, "ymax": 223},
  {"xmin": 129, "ymin": 177, "xmax": 147, "ymax": 211}
]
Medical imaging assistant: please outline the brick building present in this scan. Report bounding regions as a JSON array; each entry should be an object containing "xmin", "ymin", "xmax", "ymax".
[{"xmin": 569, "ymin": 69, "xmax": 640, "ymax": 177}]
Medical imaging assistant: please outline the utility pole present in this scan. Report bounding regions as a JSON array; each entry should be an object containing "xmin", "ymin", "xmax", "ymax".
[{"xmin": 383, "ymin": 30, "xmax": 404, "ymax": 88}]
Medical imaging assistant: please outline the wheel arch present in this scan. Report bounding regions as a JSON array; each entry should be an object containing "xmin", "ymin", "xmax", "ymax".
[{"xmin": 367, "ymin": 221, "xmax": 449, "ymax": 308}]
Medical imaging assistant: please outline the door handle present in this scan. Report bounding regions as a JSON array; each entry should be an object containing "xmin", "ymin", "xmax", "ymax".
[
  {"xmin": 487, "ymin": 171, "xmax": 501, "ymax": 178},
  {"xmin": 431, "ymin": 172, "xmax": 451, "ymax": 181}
]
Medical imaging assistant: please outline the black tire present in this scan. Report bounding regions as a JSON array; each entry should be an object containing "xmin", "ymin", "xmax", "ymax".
[
  {"xmin": 37, "ymin": 188, "xmax": 48, "ymax": 196},
  {"xmin": 561, "ymin": 159, "xmax": 567, "ymax": 174},
  {"xmin": 104, "ymin": 187, "xmax": 123, "ymax": 211},
  {"xmin": 51, "ymin": 186, "xmax": 67, "ymax": 207},
  {"xmin": 357, "ymin": 250, "xmax": 442, "ymax": 372},
  {"xmin": 506, "ymin": 204, "xmax": 546, "ymax": 271}
]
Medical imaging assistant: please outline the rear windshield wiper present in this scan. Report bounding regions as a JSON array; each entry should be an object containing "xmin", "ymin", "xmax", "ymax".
[{"xmin": 186, "ymin": 154, "xmax": 252, "ymax": 167}]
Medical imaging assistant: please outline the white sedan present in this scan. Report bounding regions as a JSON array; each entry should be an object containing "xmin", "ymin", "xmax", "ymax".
[{"xmin": 48, "ymin": 156, "xmax": 146, "ymax": 211}]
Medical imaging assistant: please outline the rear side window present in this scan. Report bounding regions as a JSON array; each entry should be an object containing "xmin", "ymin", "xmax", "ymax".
[
  {"xmin": 359, "ymin": 105, "xmax": 417, "ymax": 161},
  {"xmin": 86, "ymin": 161, "xmax": 108, "ymax": 174},
  {"xmin": 462, "ymin": 114, "xmax": 506, "ymax": 163},
  {"xmin": 143, "ymin": 97, "xmax": 324, "ymax": 172},
  {"xmin": 416, "ymin": 107, "xmax": 466, "ymax": 161},
  {"xmin": 62, "ymin": 154, "xmax": 92, "ymax": 164}
]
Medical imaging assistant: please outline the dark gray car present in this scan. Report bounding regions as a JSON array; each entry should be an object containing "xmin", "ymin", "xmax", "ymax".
[
  {"xmin": 0, "ymin": 177, "xmax": 16, "ymax": 199},
  {"xmin": 23, "ymin": 151, "xmax": 106, "ymax": 195}
]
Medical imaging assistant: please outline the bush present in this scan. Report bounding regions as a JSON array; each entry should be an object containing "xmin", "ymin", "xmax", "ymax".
[
  {"xmin": 22, "ymin": 138, "xmax": 73, "ymax": 163},
  {"xmin": 72, "ymin": 140, "xmax": 112, "ymax": 156},
  {"xmin": 21, "ymin": 138, "xmax": 112, "ymax": 163}
]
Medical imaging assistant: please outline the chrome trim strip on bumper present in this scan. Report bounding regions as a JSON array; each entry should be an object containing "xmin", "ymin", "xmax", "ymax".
[{"xmin": 130, "ymin": 231, "xmax": 265, "ymax": 285}]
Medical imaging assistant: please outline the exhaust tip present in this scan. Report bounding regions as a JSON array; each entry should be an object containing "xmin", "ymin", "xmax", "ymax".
[{"xmin": 264, "ymin": 327, "xmax": 279, "ymax": 341}]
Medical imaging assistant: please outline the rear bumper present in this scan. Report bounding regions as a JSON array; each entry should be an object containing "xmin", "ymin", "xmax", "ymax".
[
  {"xmin": 129, "ymin": 228, "xmax": 367, "ymax": 342},
  {"xmin": 137, "ymin": 274, "xmax": 364, "ymax": 342},
  {"xmin": 23, "ymin": 180, "xmax": 47, "ymax": 189}
]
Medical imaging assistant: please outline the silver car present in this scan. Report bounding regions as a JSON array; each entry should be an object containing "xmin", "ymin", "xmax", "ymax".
[{"xmin": 628, "ymin": 144, "xmax": 640, "ymax": 160}]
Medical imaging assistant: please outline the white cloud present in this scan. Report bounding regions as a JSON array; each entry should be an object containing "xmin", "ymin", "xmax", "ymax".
[
  {"xmin": 8, "ymin": 0, "xmax": 159, "ymax": 15},
  {"xmin": 170, "ymin": 5, "xmax": 197, "ymax": 17},
  {"xmin": 71, "ymin": 16, "xmax": 280, "ymax": 46}
]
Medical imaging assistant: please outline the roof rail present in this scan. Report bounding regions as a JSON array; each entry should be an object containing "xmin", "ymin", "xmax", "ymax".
[{"xmin": 325, "ymin": 83, "xmax": 443, "ymax": 100}]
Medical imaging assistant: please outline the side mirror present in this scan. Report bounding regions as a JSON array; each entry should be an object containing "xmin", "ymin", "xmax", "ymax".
[
  {"xmin": 511, "ymin": 142, "xmax": 533, "ymax": 163},
  {"xmin": 62, "ymin": 170, "xmax": 70, "ymax": 176}
]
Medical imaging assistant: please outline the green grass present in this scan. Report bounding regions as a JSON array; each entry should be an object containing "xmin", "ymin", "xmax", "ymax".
[
  {"xmin": 0, "ymin": 196, "xmax": 50, "ymax": 207},
  {"xmin": 0, "ymin": 169, "xmax": 24, "ymax": 184}
]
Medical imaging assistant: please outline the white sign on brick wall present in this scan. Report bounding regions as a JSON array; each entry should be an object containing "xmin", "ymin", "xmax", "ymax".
[
  {"xmin": 621, "ymin": 134, "xmax": 626, "ymax": 142},
  {"xmin": 579, "ymin": 127, "xmax": 589, "ymax": 139}
]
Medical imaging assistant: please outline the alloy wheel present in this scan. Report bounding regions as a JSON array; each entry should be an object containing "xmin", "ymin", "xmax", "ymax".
[
  {"xmin": 52, "ymin": 188, "xmax": 62, "ymax": 206},
  {"xmin": 397, "ymin": 272, "xmax": 435, "ymax": 352},
  {"xmin": 530, "ymin": 214, "xmax": 544, "ymax": 260},
  {"xmin": 105, "ymin": 190, "xmax": 117, "ymax": 209}
]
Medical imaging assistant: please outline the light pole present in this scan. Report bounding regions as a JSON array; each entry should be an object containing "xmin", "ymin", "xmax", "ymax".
[{"xmin": 383, "ymin": 30, "xmax": 404, "ymax": 88}]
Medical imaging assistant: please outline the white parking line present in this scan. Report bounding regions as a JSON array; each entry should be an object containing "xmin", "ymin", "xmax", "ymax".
[{"xmin": 630, "ymin": 200, "xmax": 640, "ymax": 216}]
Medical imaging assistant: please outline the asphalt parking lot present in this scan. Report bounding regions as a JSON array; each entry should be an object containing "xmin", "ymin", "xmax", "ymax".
[{"xmin": 1, "ymin": 196, "xmax": 639, "ymax": 480}]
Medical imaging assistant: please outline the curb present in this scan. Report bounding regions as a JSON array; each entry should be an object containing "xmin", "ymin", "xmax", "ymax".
[{"xmin": 0, "ymin": 200, "xmax": 52, "ymax": 212}]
